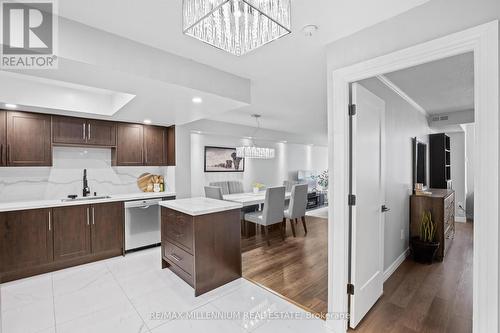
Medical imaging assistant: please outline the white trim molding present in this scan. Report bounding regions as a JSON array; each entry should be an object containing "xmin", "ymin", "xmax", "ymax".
[
  {"xmin": 383, "ymin": 248, "xmax": 410, "ymax": 282},
  {"xmin": 328, "ymin": 21, "xmax": 499, "ymax": 333},
  {"xmin": 376, "ymin": 74, "xmax": 428, "ymax": 117}
]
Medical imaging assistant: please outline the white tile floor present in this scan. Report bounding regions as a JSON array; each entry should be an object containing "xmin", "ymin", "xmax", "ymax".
[{"xmin": 0, "ymin": 247, "xmax": 332, "ymax": 333}]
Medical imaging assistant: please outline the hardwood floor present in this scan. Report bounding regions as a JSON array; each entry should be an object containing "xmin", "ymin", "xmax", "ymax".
[
  {"xmin": 241, "ymin": 216, "xmax": 328, "ymax": 315},
  {"xmin": 352, "ymin": 222, "xmax": 473, "ymax": 333}
]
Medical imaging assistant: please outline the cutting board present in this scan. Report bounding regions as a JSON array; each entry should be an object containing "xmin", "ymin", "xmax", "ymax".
[{"xmin": 137, "ymin": 173, "xmax": 164, "ymax": 192}]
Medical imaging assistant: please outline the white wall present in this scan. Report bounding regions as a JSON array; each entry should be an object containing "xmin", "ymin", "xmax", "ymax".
[
  {"xmin": 447, "ymin": 131, "xmax": 467, "ymax": 221},
  {"xmin": 465, "ymin": 124, "xmax": 475, "ymax": 219},
  {"xmin": 360, "ymin": 78, "xmax": 433, "ymax": 272},
  {"xmin": 189, "ymin": 133, "xmax": 328, "ymax": 198}
]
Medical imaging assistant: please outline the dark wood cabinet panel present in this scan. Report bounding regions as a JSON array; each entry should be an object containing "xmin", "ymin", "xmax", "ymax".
[
  {"xmin": 0, "ymin": 111, "xmax": 6, "ymax": 166},
  {"xmin": 52, "ymin": 116, "xmax": 87, "ymax": 145},
  {"xmin": 86, "ymin": 119, "xmax": 116, "ymax": 146},
  {"xmin": 162, "ymin": 207, "xmax": 241, "ymax": 296},
  {"xmin": 0, "ymin": 209, "xmax": 53, "ymax": 273},
  {"xmin": 166, "ymin": 126, "xmax": 176, "ymax": 166},
  {"xmin": 53, "ymin": 205, "xmax": 91, "ymax": 261},
  {"xmin": 113, "ymin": 123, "xmax": 144, "ymax": 166},
  {"xmin": 6, "ymin": 112, "xmax": 52, "ymax": 166},
  {"xmin": 91, "ymin": 202, "xmax": 124, "ymax": 255},
  {"xmin": 144, "ymin": 125, "xmax": 166, "ymax": 166}
]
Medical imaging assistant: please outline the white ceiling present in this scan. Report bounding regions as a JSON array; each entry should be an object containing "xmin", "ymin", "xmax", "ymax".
[
  {"xmin": 384, "ymin": 52, "xmax": 474, "ymax": 115},
  {"xmin": 54, "ymin": 0, "xmax": 430, "ymax": 139}
]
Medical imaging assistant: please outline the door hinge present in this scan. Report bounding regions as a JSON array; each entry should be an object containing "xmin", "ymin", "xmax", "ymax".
[
  {"xmin": 347, "ymin": 283, "xmax": 355, "ymax": 295},
  {"xmin": 348, "ymin": 194, "xmax": 356, "ymax": 206},
  {"xmin": 348, "ymin": 104, "xmax": 357, "ymax": 116}
]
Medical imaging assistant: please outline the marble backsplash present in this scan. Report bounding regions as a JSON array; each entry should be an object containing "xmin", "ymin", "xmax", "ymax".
[{"xmin": 0, "ymin": 147, "xmax": 175, "ymax": 203}]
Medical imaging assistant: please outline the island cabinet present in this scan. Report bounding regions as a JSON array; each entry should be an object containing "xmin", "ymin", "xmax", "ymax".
[
  {"xmin": 0, "ymin": 202, "xmax": 124, "ymax": 283},
  {"xmin": 160, "ymin": 199, "xmax": 242, "ymax": 296}
]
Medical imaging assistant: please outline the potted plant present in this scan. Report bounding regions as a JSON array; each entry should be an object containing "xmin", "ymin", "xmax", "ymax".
[
  {"xmin": 252, "ymin": 182, "xmax": 265, "ymax": 194},
  {"xmin": 411, "ymin": 210, "xmax": 440, "ymax": 264}
]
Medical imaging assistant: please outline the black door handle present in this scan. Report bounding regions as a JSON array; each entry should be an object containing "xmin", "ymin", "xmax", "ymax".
[{"xmin": 381, "ymin": 205, "xmax": 390, "ymax": 212}]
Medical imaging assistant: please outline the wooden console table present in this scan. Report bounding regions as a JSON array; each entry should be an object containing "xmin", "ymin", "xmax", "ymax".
[{"xmin": 410, "ymin": 189, "xmax": 455, "ymax": 261}]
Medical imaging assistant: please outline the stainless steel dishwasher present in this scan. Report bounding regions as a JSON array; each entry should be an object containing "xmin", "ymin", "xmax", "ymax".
[{"xmin": 124, "ymin": 197, "xmax": 171, "ymax": 252}]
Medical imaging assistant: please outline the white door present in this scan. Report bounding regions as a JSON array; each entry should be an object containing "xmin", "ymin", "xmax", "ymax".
[{"xmin": 349, "ymin": 83, "xmax": 385, "ymax": 328}]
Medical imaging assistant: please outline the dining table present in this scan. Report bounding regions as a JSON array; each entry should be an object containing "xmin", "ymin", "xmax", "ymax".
[{"xmin": 223, "ymin": 191, "xmax": 291, "ymax": 237}]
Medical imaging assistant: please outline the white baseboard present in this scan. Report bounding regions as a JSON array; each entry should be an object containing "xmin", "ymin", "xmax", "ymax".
[
  {"xmin": 383, "ymin": 248, "xmax": 410, "ymax": 282},
  {"xmin": 455, "ymin": 216, "xmax": 467, "ymax": 223}
]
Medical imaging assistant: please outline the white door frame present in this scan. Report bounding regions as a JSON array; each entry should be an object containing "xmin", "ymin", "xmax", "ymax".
[{"xmin": 327, "ymin": 21, "xmax": 499, "ymax": 333}]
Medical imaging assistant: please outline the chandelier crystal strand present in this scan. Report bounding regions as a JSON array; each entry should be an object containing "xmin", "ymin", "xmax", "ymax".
[{"xmin": 183, "ymin": 0, "xmax": 291, "ymax": 56}]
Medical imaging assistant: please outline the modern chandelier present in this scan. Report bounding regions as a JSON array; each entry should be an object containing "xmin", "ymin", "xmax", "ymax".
[
  {"xmin": 183, "ymin": 0, "xmax": 292, "ymax": 56},
  {"xmin": 236, "ymin": 114, "xmax": 275, "ymax": 159}
]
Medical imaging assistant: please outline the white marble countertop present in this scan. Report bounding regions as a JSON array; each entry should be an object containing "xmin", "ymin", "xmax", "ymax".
[
  {"xmin": 0, "ymin": 191, "xmax": 176, "ymax": 212},
  {"xmin": 159, "ymin": 197, "xmax": 243, "ymax": 216},
  {"xmin": 223, "ymin": 191, "xmax": 291, "ymax": 207}
]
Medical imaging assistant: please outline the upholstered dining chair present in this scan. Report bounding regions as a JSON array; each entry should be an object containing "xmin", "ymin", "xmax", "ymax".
[
  {"xmin": 204, "ymin": 186, "xmax": 224, "ymax": 200},
  {"xmin": 244, "ymin": 186, "xmax": 286, "ymax": 246},
  {"xmin": 284, "ymin": 184, "xmax": 309, "ymax": 237}
]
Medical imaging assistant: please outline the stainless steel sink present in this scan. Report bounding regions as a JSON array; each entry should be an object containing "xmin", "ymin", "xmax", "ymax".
[{"xmin": 61, "ymin": 195, "xmax": 111, "ymax": 202}]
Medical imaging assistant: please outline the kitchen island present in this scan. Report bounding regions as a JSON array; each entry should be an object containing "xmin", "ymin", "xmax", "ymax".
[{"xmin": 159, "ymin": 197, "xmax": 242, "ymax": 296}]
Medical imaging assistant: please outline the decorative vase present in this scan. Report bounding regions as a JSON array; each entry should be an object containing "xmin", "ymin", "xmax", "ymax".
[{"xmin": 411, "ymin": 237, "xmax": 440, "ymax": 264}]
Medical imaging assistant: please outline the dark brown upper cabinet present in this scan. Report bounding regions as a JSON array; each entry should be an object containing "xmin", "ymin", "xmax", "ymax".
[
  {"xmin": 144, "ymin": 125, "xmax": 167, "ymax": 166},
  {"xmin": 0, "ymin": 111, "xmax": 6, "ymax": 166},
  {"xmin": 86, "ymin": 119, "xmax": 116, "ymax": 146},
  {"xmin": 52, "ymin": 116, "xmax": 87, "ymax": 145},
  {"xmin": 0, "ymin": 209, "xmax": 53, "ymax": 274},
  {"xmin": 166, "ymin": 126, "xmax": 175, "ymax": 166},
  {"xmin": 6, "ymin": 112, "xmax": 52, "ymax": 167},
  {"xmin": 113, "ymin": 123, "xmax": 144, "ymax": 166},
  {"xmin": 52, "ymin": 116, "xmax": 116, "ymax": 147}
]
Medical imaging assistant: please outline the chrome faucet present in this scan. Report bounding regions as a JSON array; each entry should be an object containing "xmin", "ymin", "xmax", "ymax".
[{"xmin": 83, "ymin": 169, "xmax": 91, "ymax": 197}]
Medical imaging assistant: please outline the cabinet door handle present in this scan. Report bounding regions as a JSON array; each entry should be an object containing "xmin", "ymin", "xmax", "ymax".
[
  {"xmin": 92, "ymin": 207, "xmax": 95, "ymax": 225},
  {"xmin": 88, "ymin": 123, "xmax": 91, "ymax": 140},
  {"xmin": 48, "ymin": 211, "xmax": 51, "ymax": 231},
  {"xmin": 83, "ymin": 123, "xmax": 86, "ymax": 140},
  {"xmin": 6, "ymin": 144, "xmax": 10, "ymax": 164},
  {"xmin": 87, "ymin": 207, "xmax": 90, "ymax": 225},
  {"xmin": 0, "ymin": 144, "xmax": 3, "ymax": 165},
  {"xmin": 170, "ymin": 253, "xmax": 182, "ymax": 262}
]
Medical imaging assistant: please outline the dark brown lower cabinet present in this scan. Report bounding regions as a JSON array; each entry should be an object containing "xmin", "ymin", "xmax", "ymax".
[
  {"xmin": 91, "ymin": 202, "xmax": 124, "ymax": 255},
  {"xmin": 0, "ymin": 203, "xmax": 125, "ymax": 283},
  {"xmin": 53, "ymin": 205, "xmax": 92, "ymax": 261},
  {"xmin": 0, "ymin": 209, "xmax": 53, "ymax": 273}
]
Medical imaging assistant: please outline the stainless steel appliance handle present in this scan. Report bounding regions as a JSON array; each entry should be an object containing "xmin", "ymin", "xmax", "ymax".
[{"xmin": 138, "ymin": 205, "xmax": 150, "ymax": 209}]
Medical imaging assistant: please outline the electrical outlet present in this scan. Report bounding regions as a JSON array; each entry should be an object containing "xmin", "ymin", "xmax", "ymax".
[{"xmin": 400, "ymin": 229, "xmax": 405, "ymax": 240}]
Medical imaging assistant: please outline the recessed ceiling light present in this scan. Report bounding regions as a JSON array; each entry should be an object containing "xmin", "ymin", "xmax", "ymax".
[
  {"xmin": 4, "ymin": 103, "xmax": 17, "ymax": 109},
  {"xmin": 143, "ymin": 119, "xmax": 152, "ymax": 124},
  {"xmin": 192, "ymin": 97, "xmax": 203, "ymax": 104}
]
